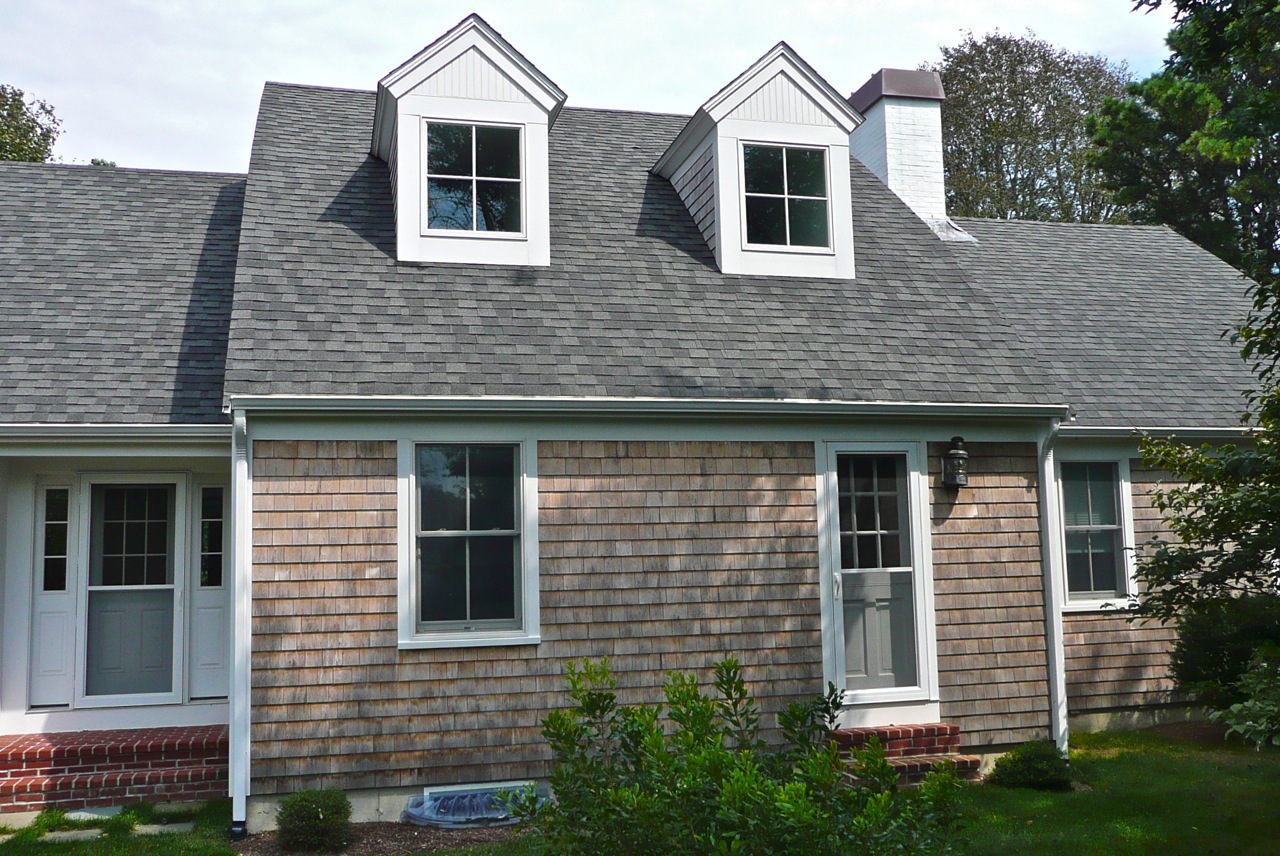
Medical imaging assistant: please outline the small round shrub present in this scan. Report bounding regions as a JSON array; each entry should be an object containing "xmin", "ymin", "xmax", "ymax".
[
  {"xmin": 276, "ymin": 788, "xmax": 351, "ymax": 852},
  {"xmin": 986, "ymin": 740, "xmax": 1072, "ymax": 791}
]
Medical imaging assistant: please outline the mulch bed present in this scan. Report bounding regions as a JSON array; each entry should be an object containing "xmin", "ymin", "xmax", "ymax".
[{"xmin": 230, "ymin": 821, "xmax": 521, "ymax": 856}]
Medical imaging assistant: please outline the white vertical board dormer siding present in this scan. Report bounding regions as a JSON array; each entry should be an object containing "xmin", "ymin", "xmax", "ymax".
[
  {"xmin": 849, "ymin": 98, "xmax": 947, "ymax": 225},
  {"xmin": 654, "ymin": 44, "xmax": 859, "ymax": 280}
]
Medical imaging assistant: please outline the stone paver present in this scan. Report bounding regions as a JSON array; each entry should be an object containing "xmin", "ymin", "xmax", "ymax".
[
  {"xmin": 135, "ymin": 822, "xmax": 195, "ymax": 836},
  {"xmin": 43, "ymin": 829, "xmax": 104, "ymax": 842}
]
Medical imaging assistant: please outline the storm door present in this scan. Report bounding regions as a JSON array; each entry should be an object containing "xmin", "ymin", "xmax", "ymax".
[
  {"xmin": 834, "ymin": 453, "xmax": 919, "ymax": 692},
  {"xmin": 80, "ymin": 483, "xmax": 183, "ymax": 703}
]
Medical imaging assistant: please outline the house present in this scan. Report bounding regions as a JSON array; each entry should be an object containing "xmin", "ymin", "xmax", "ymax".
[{"xmin": 0, "ymin": 13, "xmax": 1254, "ymax": 833}]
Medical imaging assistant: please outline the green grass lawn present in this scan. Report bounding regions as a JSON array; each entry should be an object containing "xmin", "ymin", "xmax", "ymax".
[{"xmin": 958, "ymin": 728, "xmax": 1280, "ymax": 855}]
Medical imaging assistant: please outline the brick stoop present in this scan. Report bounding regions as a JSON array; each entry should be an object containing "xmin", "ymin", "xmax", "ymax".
[
  {"xmin": 832, "ymin": 723, "xmax": 982, "ymax": 785},
  {"xmin": 0, "ymin": 725, "xmax": 229, "ymax": 813}
]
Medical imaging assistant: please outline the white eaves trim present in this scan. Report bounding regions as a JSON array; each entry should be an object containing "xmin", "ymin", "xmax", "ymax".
[
  {"xmin": 226, "ymin": 394, "xmax": 1070, "ymax": 419},
  {"xmin": 0, "ymin": 424, "xmax": 231, "ymax": 442},
  {"xmin": 1058, "ymin": 424, "xmax": 1254, "ymax": 439}
]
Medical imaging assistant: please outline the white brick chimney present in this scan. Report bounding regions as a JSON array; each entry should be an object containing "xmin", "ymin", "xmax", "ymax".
[{"xmin": 848, "ymin": 69, "xmax": 972, "ymax": 241}]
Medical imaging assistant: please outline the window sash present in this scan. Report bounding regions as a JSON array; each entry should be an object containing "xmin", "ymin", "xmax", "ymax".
[
  {"xmin": 1061, "ymin": 461, "xmax": 1126, "ymax": 599},
  {"xmin": 415, "ymin": 443, "xmax": 522, "ymax": 632},
  {"xmin": 743, "ymin": 144, "xmax": 829, "ymax": 248},
  {"xmin": 425, "ymin": 122, "xmax": 522, "ymax": 233}
]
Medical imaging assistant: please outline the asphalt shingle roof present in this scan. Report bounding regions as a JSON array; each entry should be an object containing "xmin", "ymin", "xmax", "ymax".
[
  {"xmin": 223, "ymin": 84, "xmax": 1054, "ymax": 407},
  {"xmin": 0, "ymin": 84, "xmax": 1256, "ymax": 429},
  {"xmin": 0, "ymin": 163, "xmax": 242, "ymax": 424},
  {"xmin": 949, "ymin": 218, "xmax": 1255, "ymax": 427}
]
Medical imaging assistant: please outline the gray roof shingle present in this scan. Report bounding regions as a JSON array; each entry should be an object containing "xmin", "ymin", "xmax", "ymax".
[
  {"xmin": 0, "ymin": 163, "xmax": 243, "ymax": 424},
  {"xmin": 949, "ymin": 218, "xmax": 1255, "ymax": 428},
  {"xmin": 223, "ymin": 84, "xmax": 1056, "ymax": 408}
]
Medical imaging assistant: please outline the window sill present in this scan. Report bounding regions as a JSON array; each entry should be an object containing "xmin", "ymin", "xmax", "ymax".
[
  {"xmin": 1063, "ymin": 598, "xmax": 1133, "ymax": 614},
  {"xmin": 398, "ymin": 631, "xmax": 541, "ymax": 650},
  {"xmin": 741, "ymin": 243, "xmax": 835, "ymax": 257}
]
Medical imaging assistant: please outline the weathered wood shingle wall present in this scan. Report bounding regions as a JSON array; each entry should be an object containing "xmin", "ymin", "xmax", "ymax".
[
  {"xmin": 250, "ymin": 439, "xmax": 822, "ymax": 796},
  {"xmin": 1063, "ymin": 462, "xmax": 1178, "ymax": 713},
  {"xmin": 930, "ymin": 442, "xmax": 1051, "ymax": 747}
]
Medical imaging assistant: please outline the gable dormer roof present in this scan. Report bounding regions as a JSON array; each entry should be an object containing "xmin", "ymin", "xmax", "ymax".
[
  {"xmin": 654, "ymin": 42, "xmax": 860, "ymax": 180},
  {"xmin": 371, "ymin": 13, "xmax": 566, "ymax": 162}
]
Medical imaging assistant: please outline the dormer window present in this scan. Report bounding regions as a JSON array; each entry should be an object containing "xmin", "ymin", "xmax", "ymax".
[
  {"xmin": 371, "ymin": 14, "xmax": 565, "ymax": 266},
  {"xmin": 743, "ymin": 144, "xmax": 829, "ymax": 249},
  {"xmin": 424, "ymin": 122, "xmax": 522, "ymax": 234},
  {"xmin": 654, "ymin": 42, "xmax": 859, "ymax": 279}
]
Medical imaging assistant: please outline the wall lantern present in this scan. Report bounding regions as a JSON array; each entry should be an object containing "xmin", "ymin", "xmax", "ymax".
[{"xmin": 942, "ymin": 436, "xmax": 969, "ymax": 488}]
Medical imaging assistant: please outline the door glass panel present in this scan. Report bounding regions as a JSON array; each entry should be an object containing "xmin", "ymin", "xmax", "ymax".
[
  {"xmin": 42, "ymin": 488, "xmax": 70, "ymax": 592},
  {"xmin": 85, "ymin": 484, "xmax": 175, "ymax": 697},
  {"xmin": 836, "ymin": 453, "xmax": 919, "ymax": 692}
]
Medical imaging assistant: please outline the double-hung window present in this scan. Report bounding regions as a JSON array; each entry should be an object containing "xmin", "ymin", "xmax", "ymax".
[
  {"xmin": 1060, "ymin": 460, "xmax": 1133, "ymax": 605},
  {"xmin": 424, "ymin": 122, "xmax": 522, "ymax": 233},
  {"xmin": 742, "ymin": 144, "xmax": 829, "ymax": 248},
  {"xmin": 414, "ymin": 444, "xmax": 524, "ymax": 634}
]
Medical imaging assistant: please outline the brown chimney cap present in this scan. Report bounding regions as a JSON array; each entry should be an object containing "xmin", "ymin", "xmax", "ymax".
[{"xmin": 848, "ymin": 68, "xmax": 945, "ymax": 114}]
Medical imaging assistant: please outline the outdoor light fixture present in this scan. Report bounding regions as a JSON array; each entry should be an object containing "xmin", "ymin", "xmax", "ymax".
[{"xmin": 942, "ymin": 436, "xmax": 969, "ymax": 487}]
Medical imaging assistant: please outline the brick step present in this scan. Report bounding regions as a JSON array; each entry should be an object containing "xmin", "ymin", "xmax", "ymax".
[
  {"xmin": 887, "ymin": 753, "xmax": 983, "ymax": 785},
  {"xmin": 0, "ymin": 726, "xmax": 229, "ymax": 814},
  {"xmin": 832, "ymin": 723, "xmax": 962, "ymax": 759},
  {"xmin": 0, "ymin": 765, "xmax": 228, "ymax": 813}
]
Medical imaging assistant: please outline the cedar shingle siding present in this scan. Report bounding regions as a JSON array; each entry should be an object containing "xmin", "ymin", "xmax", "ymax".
[
  {"xmin": 250, "ymin": 439, "xmax": 822, "ymax": 794},
  {"xmin": 1063, "ymin": 462, "xmax": 1178, "ymax": 713},
  {"xmin": 930, "ymin": 442, "xmax": 1051, "ymax": 747}
]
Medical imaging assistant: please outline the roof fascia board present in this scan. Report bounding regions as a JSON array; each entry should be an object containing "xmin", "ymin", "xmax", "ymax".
[
  {"xmin": 0, "ymin": 424, "xmax": 232, "ymax": 441},
  {"xmin": 1059, "ymin": 424, "xmax": 1255, "ymax": 439},
  {"xmin": 701, "ymin": 42, "xmax": 860, "ymax": 133},
  {"xmin": 227, "ymin": 394, "xmax": 1069, "ymax": 420},
  {"xmin": 378, "ymin": 14, "xmax": 566, "ymax": 116},
  {"xmin": 653, "ymin": 110, "xmax": 715, "ymax": 179}
]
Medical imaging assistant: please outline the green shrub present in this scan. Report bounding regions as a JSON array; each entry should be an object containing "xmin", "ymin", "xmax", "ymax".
[
  {"xmin": 985, "ymin": 740, "xmax": 1072, "ymax": 791},
  {"xmin": 1211, "ymin": 641, "xmax": 1280, "ymax": 749},
  {"xmin": 1171, "ymin": 594, "xmax": 1280, "ymax": 710},
  {"xmin": 276, "ymin": 788, "xmax": 351, "ymax": 852},
  {"xmin": 512, "ymin": 657, "xmax": 962, "ymax": 856}
]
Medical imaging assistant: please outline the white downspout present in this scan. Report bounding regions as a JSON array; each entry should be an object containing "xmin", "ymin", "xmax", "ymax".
[
  {"xmin": 229, "ymin": 409, "xmax": 253, "ymax": 837},
  {"xmin": 1037, "ymin": 417, "xmax": 1069, "ymax": 751}
]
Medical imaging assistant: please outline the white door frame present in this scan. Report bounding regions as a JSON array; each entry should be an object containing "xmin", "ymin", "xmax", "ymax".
[{"xmin": 71, "ymin": 472, "xmax": 189, "ymax": 710}]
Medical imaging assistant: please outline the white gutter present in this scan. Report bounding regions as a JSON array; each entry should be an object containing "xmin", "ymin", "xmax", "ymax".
[
  {"xmin": 1058, "ymin": 425, "xmax": 1253, "ymax": 439},
  {"xmin": 226, "ymin": 394, "xmax": 1070, "ymax": 420},
  {"xmin": 1037, "ymin": 417, "xmax": 1069, "ymax": 752},
  {"xmin": 0, "ymin": 424, "xmax": 232, "ymax": 441},
  {"xmin": 229, "ymin": 410, "xmax": 252, "ymax": 837}
]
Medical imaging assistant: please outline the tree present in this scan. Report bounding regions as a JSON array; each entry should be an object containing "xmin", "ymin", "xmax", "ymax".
[
  {"xmin": 1091, "ymin": 0, "xmax": 1280, "ymax": 287},
  {"xmin": 922, "ymin": 31, "xmax": 1131, "ymax": 223},
  {"xmin": 0, "ymin": 84, "xmax": 60, "ymax": 163},
  {"xmin": 1116, "ymin": 6, "xmax": 1280, "ymax": 739}
]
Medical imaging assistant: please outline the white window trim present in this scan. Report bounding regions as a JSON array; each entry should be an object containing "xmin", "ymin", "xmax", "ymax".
[
  {"xmin": 420, "ymin": 118, "xmax": 528, "ymax": 240},
  {"xmin": 738, "ymin": 140, "xmax": 836, "ymax": 257},
  {"xmin": 1055, "ymin": 453, "xmax": 1138, "ymax": 613},
  {"xmin": 396, "ymin": 438, "xmax": 540, "ymax": 649},
  {"xmin": 71, "ymin": 472, "xmax": 190, "ymax": 710},
  {"xmin": 817, "ymin": 441, "xmax": 939, "ymax": 706}
]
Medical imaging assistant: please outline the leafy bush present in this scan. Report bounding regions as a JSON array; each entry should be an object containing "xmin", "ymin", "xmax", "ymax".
[
  {"xmin": 985, "ymin": 740, "xmax": 1072, "ymax": 791},
  {"xmin": 512, "ymin": 657, "xmax": 962, "ymax": 856},
  {"xmin": 276, "ymin": 788, "xmax": 351, "ymax": 852},
  {"xmin": 1211, "ymin": 642, "xmax": 1280, "ymax": 749},
  {"xmin": 1170, "ymin": 594, "xmax": 1280, "ymax": 710}
]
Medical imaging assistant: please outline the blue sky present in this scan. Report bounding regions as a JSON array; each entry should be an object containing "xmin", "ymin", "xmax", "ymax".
[{"xmin": 2, "ymin": 0, "xmax": 1176, "ymax": 173}]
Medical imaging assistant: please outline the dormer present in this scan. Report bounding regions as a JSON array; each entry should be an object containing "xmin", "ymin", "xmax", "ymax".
[
  {"xmin": 371, "ymin": 14, "xmax": 566, "ymax": 266},
  {"xmin": 654, "ymin": 43, "xmax": 860, "ymax": 279}
]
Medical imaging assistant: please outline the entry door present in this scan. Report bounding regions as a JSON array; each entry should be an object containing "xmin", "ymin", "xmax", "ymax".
[
  {"xmin": 83, "ymin": 484, "xmax": 179, "ymax": 698},
  {"xmin": 834, "ymin": 453, "xmax": 920, "ymax": 693}
]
